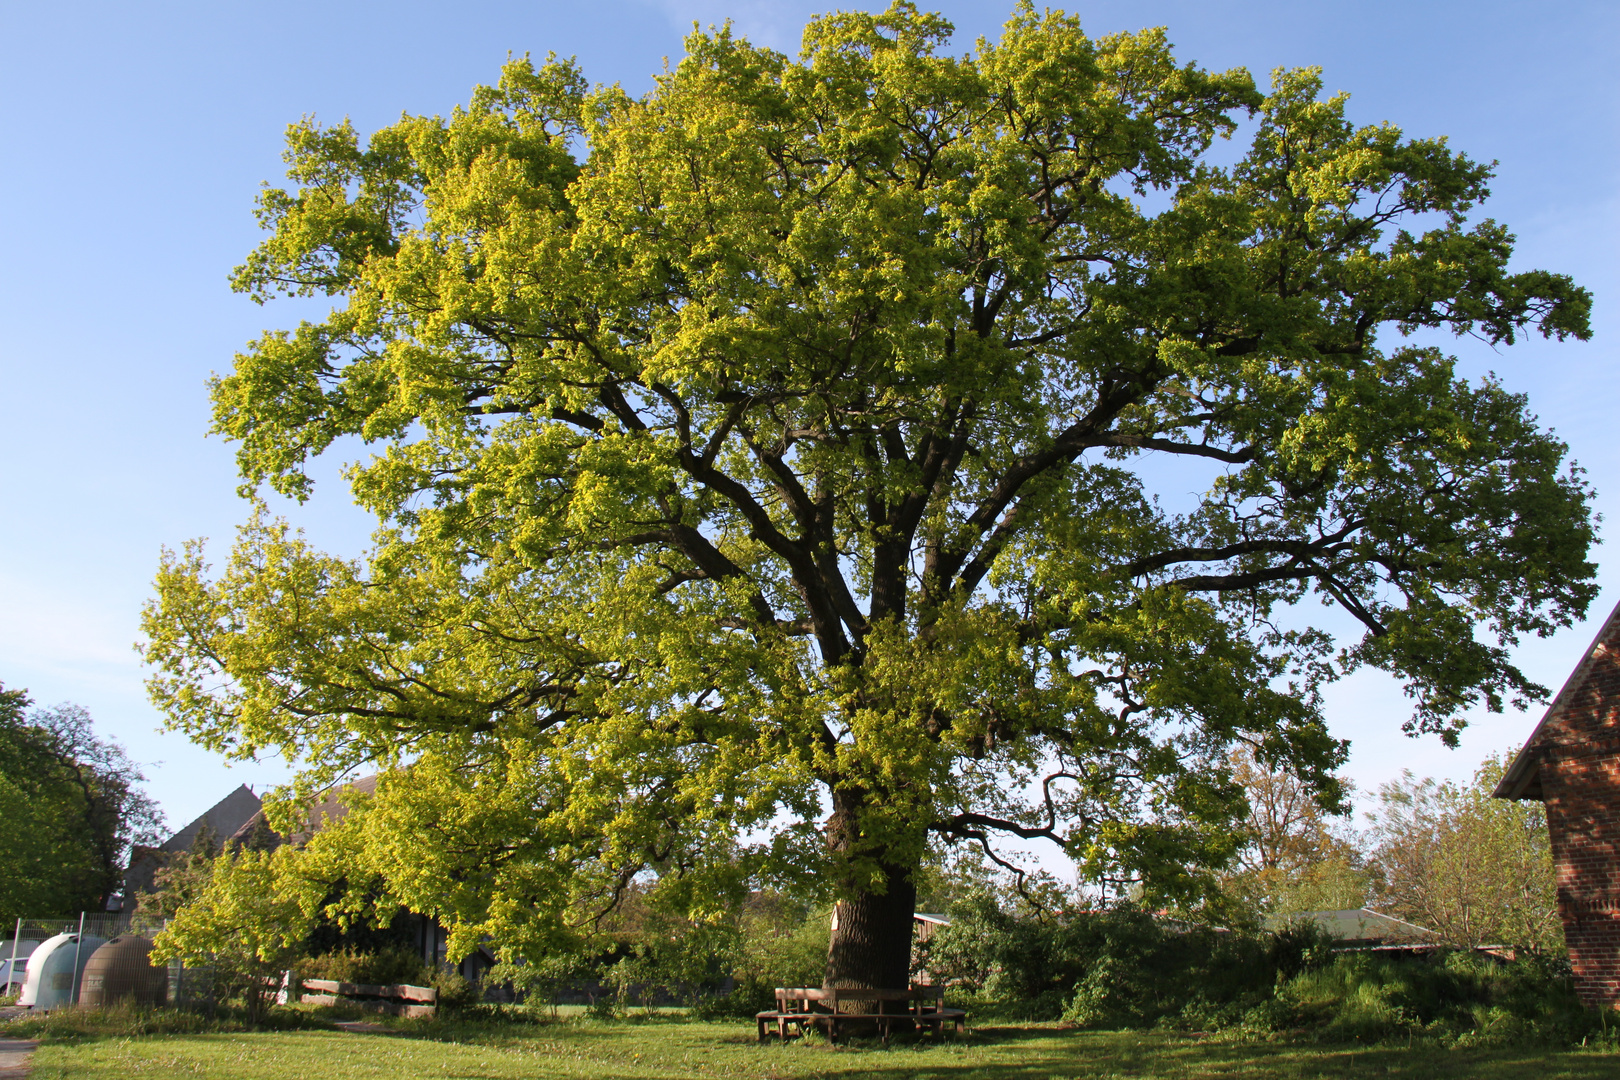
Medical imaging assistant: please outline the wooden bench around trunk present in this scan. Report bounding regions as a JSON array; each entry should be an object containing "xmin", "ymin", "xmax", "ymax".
[{"xmin": 755, "ymin": 986, "xmax": 965, "ymax": 1044}]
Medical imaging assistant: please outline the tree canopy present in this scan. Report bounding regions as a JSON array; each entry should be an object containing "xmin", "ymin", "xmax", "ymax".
[
  {"xmin": 141, "ymin": 2, "xmax": 1595, "ymax": 985},
  {"xmin": 0, "ymin": 682, "xmax": 164, "ymax": 921}
]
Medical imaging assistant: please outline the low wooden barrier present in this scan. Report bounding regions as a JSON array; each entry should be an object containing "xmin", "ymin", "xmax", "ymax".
[{"xmin": 300, "ymin": 979, "xmax": 437, "ymax": 1019}]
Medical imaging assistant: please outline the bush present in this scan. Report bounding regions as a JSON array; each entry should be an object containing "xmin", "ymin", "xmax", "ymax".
[
  {"xmin": 1240, "ymin": 949, "xmax": 1611, "ymax": 1047},
  {"xmin": 429, "ymin": 969, "xmax": 480, "ymax": 1012},
  {"xmin": 917, "ymin": 895, "xmax": 1612, "ymax": 1047},
  {"xmin": 297, "ymin": 946, "xmax": 430, "ymax": 987},
  {"xmin": 693, "ymin": 901, "xmax": 828, "ymax": 1019},
  {"xmin": 921, "ymin": 900, "xmax": 1293, "ymax": 1025},
  {"xmin": 0, "ymin": 1000, "xmax": 326, "ymax": 1041}
]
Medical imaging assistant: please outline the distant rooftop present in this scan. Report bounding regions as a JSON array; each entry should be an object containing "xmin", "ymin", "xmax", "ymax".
[
  {"xmin": 1264, "ymin": 907, "xmax": 1437, "ymax": 945},
  {"xmin": 161, "ymin": 784, "xmax": 261, "ymax": 853}
]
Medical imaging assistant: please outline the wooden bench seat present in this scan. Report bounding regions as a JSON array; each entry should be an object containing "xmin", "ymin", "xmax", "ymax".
[{"xmin": 755, "ymin": 986, "xmax": 965, "ymax": 1044}]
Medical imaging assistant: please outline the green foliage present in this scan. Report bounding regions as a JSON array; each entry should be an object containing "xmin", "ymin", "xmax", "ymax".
[
  {"xmin": 924, "ymin": 881, "xmax": 1597, "ymax": 1047},
  {"xmin": 922, "ymin": 899, "xmax": 1290, "ymax": 1024},
  {"xmin": 0, "ymin": 999, "xmax": 327, "ymax": 1041},
  {"xmin": 1243, "ymin": 951, "xmax": 1607, "ymax": 1048},
  {"xmin": 1368, "ymin": 754, "xmax": 1560, "ymax": 953},
  {"xmin": 695, "ymin": 895, "xmax": 830, "ymax": 1018},
  {"xmin": 141, "ymin": 2, "xmax": 1597, "ymax": 971},
  {"xmin": 295, "ymin": 945, "xmax": 428, "ymax": 986},
  {"xmin": 135, "ymin": 824, "xmax": 220, "ymax": 923},
  {"xmin": 151, "ymin": 847, "xmax": 319, "ymax": 1023},
  {"xmin": 0, "ymin": 682, "xmax": 164, "ymax": 922},
  {"xmin": 430, "ymin": 968, "xmax": 480, "ymax": 1012},
  {"xmin": 1220, "ymin": 746, "xmax": 1370, "ymax": 921}
]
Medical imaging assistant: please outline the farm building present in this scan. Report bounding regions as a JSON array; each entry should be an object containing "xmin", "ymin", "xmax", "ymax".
[
  {"xmin": 1495, "ymin": 598, "xmax": 1620, "ymax": 1008},
  {"xmin": 118, "ymin": 784, "xmax": 263, "ymax": 907}
]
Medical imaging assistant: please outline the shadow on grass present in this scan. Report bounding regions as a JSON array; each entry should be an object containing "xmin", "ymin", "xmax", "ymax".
[{"xmin": 12, "ymin": 1007, "xmax": 1619, "ymax": 1080}]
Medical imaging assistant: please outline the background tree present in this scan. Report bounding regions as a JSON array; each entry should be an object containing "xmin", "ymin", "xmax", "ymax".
[
  {"xmin": 0, "ymin": 681, "xmax": 163, "ymax": 921},
  {"xmin": 1222, "ymin": 746, "xmax": 1368, "ymax": 918},
  {"xmin": 135, "ymin": 825, "xmax": 221, "ymax": 924},
  {"xmin": 142, "ymin": 2, "xmax": 1595, "ymax": 990},
  {"xmin": 1366, "ymin": 753, "xmax": 1561, "ymax": 953}
]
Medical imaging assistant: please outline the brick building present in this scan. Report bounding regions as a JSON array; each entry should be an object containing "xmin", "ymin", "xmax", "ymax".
[{"xmin": 1495, "ymin": 599, "xmax": 1620, "ymax": 1008}]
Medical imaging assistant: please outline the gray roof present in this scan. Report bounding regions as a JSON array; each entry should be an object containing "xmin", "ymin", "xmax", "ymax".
[
  {"xmin": 161, "ymin": 784, "xmax": 262, "ymax": 853},
  {"xmin": 1264, "ymin": 908, "xmax": 1437, "ymax": 944}
]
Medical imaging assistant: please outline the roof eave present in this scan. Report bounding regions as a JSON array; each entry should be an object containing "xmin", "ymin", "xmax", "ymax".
[{"xmin": 1492, "ymin": 596, "xmax": 1620, "ymax": 802}]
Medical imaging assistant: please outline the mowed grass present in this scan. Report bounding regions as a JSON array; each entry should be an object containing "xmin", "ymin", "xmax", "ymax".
[{"xmin": 15, "ymin": 1015, "xmax": 1620, "ymax": 1080}]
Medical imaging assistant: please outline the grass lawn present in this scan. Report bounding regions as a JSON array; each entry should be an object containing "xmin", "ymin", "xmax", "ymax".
[{"xmin": 11, "ymin": 1014, "xmax": 1620, "ymax": 1080}]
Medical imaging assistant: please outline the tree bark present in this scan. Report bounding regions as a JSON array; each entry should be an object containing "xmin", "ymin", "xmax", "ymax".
[
  {"xmin": 825, "ymin": 862, "xmax": 917, "ymax": 990},
  {"xmin": 823, "ymin": 792, "xmax": 917, "ymax": 991}
]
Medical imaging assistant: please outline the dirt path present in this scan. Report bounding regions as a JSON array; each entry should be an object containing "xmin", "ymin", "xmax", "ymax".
[{"xmin": 0, "ymin": 1038, "xmax": 38, "ymax": 1079}]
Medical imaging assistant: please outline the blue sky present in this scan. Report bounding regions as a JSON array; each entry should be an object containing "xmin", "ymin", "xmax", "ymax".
[{"xmin": 1, "ymin": 0, "xmax": 1615, "ymax": 836}]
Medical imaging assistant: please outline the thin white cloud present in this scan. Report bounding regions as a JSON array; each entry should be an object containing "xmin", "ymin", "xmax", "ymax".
[
  {"xmin": 643, "ymin": 0, "xmax": 812, "ymax": 52},
  {"xmin": 0, "ymin": 571, "xmax": 140, "ymax": 685}
]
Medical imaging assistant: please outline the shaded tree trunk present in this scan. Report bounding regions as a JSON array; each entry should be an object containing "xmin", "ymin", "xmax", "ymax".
[{"xmin": 824, "ymin": 792, "xmax": 917, "ymax": 991}]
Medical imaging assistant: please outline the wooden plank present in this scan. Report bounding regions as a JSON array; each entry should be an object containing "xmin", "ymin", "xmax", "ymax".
[
  {"xmin": 300, "ymin": 979, "xmax": 436, "ymax": 1003},
  {"xmin": 299, "ymin": 993, "xmax": 436, "ymax": 1018}
]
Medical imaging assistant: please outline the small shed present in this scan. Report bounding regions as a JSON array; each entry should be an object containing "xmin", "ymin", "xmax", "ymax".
[
  {"xmin": 912, "ymin": 913, "xmax": 951, "ymax": 944},
  {"xmin": 1495, "ymin": 598, "xmax": 1620, "ymax": 1008}
]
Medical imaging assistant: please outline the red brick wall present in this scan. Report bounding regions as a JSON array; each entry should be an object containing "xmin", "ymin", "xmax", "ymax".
[{"xmin": 1537, "ymin": 628, "xmax": 1620, "ymax": 1008}]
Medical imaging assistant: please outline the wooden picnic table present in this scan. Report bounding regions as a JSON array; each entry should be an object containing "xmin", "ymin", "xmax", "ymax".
[{"xmin": 756, "ymin": 986, "xmax": 965, "ymax": 1045}]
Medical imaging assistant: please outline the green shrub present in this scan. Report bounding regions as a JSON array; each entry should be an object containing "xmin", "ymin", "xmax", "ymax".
[
  {"xmin": 1239, "ymin": 949, "xmax": 1610, "ymax": 1047},
  {"xmin": 923, "ymin": 901, "xmax": 1289, "ymax": 1025},
  {"xmin": 297, "ymin": 946, "xmax": 431, "ymax": 987},
  {"xmin": 917, "ymin": 895, "xmax": 1610, "ymax": 1048},
  {"xmin": 429, "ymin": 969, "xmax": 480, "ymax": 1012},
  {"xmin": 694, "ymin": 899, "xmax": 828, "ymax": 1019},
  {"xmin": 1, "ymin": 1000, "xmax": 326, "ymax": 1040}
]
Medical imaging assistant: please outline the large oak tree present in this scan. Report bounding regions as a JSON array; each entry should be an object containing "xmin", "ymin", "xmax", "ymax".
[{"xmin": 143, "ymin": 3, "xmax": 1596, "ymax": 989}]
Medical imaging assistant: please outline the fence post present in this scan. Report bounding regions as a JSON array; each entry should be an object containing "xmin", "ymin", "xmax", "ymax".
[
  {"xmin": 7, "ymin": 919, "xmax": 18, "ymax": 993},
  {"xmin": 68, "ymin": 919, "xmax": 85, "ymax": 1010},
  {"xmin": 70, "ymin": 912, "xmax": 87, "ymax": 1006}
]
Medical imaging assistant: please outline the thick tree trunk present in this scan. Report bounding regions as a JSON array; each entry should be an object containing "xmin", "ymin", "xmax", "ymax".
[
  {"xmin": 824, "ymin": 791, "xmax": 917, "ymax": 991},
  {"xmin": 825, "ymin": 861, "xmax": 917, "ymax": 990}
]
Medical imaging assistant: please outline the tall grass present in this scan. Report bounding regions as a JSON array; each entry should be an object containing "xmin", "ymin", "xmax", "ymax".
[{"xmin": 1241, "ymin": 950, "xmax": 1613, "ymax": 1047}]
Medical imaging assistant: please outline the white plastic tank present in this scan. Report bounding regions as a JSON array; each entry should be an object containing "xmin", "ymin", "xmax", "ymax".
[{"xmin": 17, "ymin": 932, "xmax": 107, "ymax": 1008}]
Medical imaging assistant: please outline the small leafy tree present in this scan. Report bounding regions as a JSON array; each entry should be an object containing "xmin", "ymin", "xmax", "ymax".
[
  {"xmin": 151, "ymin": 848, "xmax": 317, "ymax": 1022},
  {"xmin": 136, "ymin": 825, "xmax": 221, "ymax": 924},
  {"xmin": 1223, "ymin": 746, "xmax": 1369, "ymax": 918},
  {"xmin": 1366, "ymin": 755, "xmax": 1560, "ymax": 953}
]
